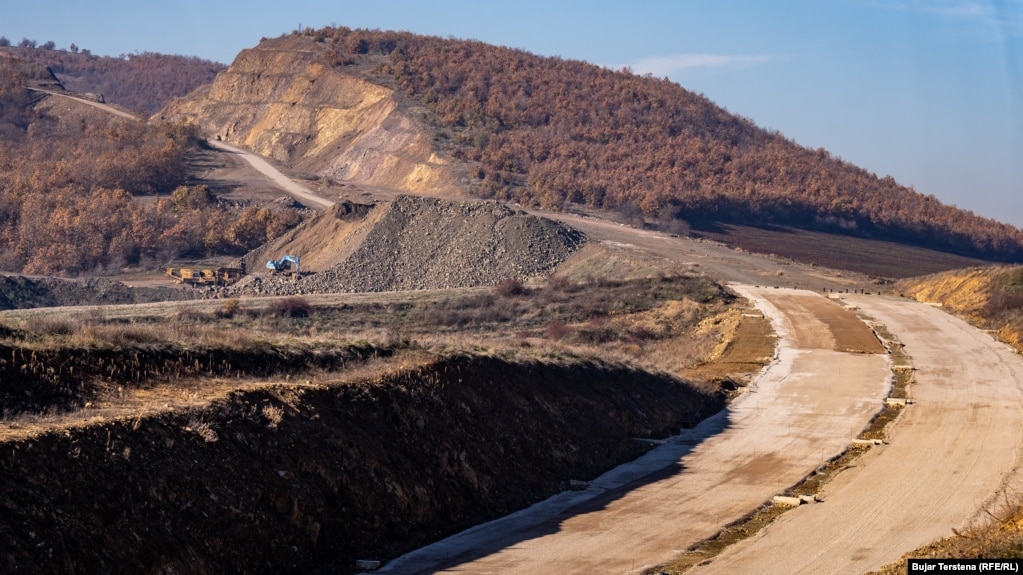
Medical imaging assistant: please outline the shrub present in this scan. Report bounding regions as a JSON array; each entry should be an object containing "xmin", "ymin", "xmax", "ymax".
[
  {"xmin": 493, "ymin": 277, "xmax": 528, "ymax": 297},
  {"xmin": 22, "ymin": 316, "xmax": 78, "ymax": 337},
  {"xmin": 267, "ymin": 296, "xmax": 312, "ymax": 318},
  {"xmin": 215, "ymin": 298, "xmax": 240, "ymax": 319},
  {"xmin": 546, "ymin": 275, "xmax": 580, "ymax": 293},
  {"xmin": 545, "ymin": 320, "xmax": 570, "ymax": 340},
  {"xmin": 176, "ymin": 308, "xmax": 211, "ymax": 322}
]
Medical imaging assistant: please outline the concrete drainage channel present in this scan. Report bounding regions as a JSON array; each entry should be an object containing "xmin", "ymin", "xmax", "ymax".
[{"xmin": 653, "ymin": 317, "xmax": 916, "ymax": 574}]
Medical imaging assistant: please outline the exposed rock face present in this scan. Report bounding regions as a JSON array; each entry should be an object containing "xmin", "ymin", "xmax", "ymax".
[
  {"xmin": 158, "ymin": 35, "xmax": 459, "ymax": 196},
  {"xmin": 230, "ymin": 195, "xmax": 585, "ymax": 296}
]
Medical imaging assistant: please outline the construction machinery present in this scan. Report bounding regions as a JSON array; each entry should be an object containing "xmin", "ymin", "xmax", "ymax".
[
  {"xmin": 166, "ymin": 266, "xmax": 244, "ymax": 286},
  {"xmin": 266, "ymin": 255, "xmax": 301, "ymax": 276}
]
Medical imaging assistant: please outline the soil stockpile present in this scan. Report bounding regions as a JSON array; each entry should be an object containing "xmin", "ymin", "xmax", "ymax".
[
  {"xmin": 234, "ymin": 195, "xmax": 585, "ymax": 296},
  {"xmin": 0, "ymin": 353, "xmax": 722, "ymax": 575}
]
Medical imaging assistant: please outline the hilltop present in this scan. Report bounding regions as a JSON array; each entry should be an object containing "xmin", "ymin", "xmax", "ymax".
[
  {"xmin": 0, "ymin": 44, "xmax": 224, "ymax": 113},
  {"xmin": 160, "ymin": 28, "xmax": 1023, "ymax": 265}
]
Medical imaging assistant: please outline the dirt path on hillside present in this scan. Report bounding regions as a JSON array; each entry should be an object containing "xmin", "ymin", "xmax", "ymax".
[
  {"xmin": 375, "ymin": 288, "xmax": 891, "ymax": 574},
  {"xmin": 28, "ymin": 87, "xmax": 140, "ymax": 121},
  {"xmin": 688, "ymin": 294, "xmax": 1023, "ymax": 575},
  {"xmin": 549, "ymin": 212, "xmax": 874, "ymax": 292},
  {"xmin": 206, "ymin": 140, "xmax": 334, "ymax": 209}
]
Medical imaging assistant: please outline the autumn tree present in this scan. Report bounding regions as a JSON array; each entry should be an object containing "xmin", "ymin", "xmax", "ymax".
[{"xmin": 315, "ymin": 26, "xmax": 1023, "ymax": 261}]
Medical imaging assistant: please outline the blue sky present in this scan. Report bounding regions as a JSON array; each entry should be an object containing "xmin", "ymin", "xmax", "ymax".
[{"xmin": 5, "ymin": 0, "xmax": 1023, "ymax": 226}]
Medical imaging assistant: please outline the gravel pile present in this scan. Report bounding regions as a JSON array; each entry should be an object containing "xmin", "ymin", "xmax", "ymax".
[{"xmin": 228, "ymin": 195, "xmax": 585, "ymax": 296}]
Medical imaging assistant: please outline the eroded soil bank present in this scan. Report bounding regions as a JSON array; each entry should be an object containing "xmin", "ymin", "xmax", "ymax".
[{"xmin": 0, "ymin": 353, "xmax": 723, "ymax": 575}]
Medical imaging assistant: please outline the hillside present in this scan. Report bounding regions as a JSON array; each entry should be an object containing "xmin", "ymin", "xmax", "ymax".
[
  {"xmin": 0, "ymin": 45, "xmax": 225, "ymax": 113},
  {"xmin": 898, "ymin": 265, "xmax": 1023, "ymax": 349},
  {"xmin": 162, "ymin": 29, "xmax": 1023, "ymax": 264},
  {"xmin": 0, "ymin": 58, "xmax": 300, "ymax": 275},
  {"xmin": 159, "ymin": 35, "xmax": 467, "ymax": 198}
]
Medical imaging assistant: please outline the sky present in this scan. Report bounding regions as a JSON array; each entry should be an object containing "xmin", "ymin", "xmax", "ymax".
[{"xmin": 5, "ymin": 0, "xmax": 1023, "ymax": 226}]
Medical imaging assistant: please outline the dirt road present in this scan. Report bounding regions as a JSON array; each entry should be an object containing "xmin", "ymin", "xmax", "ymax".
[
  {"xmin": 205, "ymin": 140, "xmax": 334, "ymax": 209},
  {"xmin": 28, "ymin": 89, "xmax": 335, "ymax": 211},
  {"xmin": 27, "ymin": 87, "xmax": 140, "ymax": 121},
  {"xmin": 376, "ymin": 288, "xmax": 891, "ymax": 574},
  {"xmin": 550, "ymin": 211, "xmax": 873, "ymax": 292},
  {"xmin": 688, "ymin": 294, "xmax": 1023, "ymax": 575}
]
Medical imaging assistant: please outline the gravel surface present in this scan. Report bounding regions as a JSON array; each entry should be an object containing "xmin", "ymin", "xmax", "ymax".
[{"xmin": 227, "ymin": 195, "xmax": 585, "ymax": 296}]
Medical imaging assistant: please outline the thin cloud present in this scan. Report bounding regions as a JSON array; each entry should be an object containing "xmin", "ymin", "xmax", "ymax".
[
  {"xmin": 852, "ymin": 0, "xmax": 1023, "ymax": 34},
  {"xmin": 630, "ymin": 53, "xmax": 772, "ymax": 77}
]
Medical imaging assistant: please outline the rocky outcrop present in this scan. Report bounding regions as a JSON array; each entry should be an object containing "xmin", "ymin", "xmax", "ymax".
[{"xmin": 158, "ymin": 35, "xmax": 461, "ymax": 197}]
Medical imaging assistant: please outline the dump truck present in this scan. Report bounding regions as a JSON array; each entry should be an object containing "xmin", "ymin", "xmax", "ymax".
[{"xmin": 166, "ymin": 267, "xmax": 244, "ymax": 286}]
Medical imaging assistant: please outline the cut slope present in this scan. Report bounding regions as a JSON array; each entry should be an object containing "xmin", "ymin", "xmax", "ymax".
[
  {"xmin": 242, "ymin": 200, "xmax": 383, "ymax": 274},
  {"xmin": 158, "ymin": 35, "xmax": 462, "ymax": 198},
  {"xmin": 233, "ymin": 195, "xmax": 584, "ymax": 295}
]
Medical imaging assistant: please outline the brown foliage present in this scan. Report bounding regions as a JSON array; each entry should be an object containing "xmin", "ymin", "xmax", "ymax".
[
  {"xmin": 314, "ymin": 27, "xmax": 1023, "ymax": 262},
  {"xmin": 492, "ymin": 277, "xmax": 528, "ymax": 297},
  {"xmin": 0, "ymin": 46, "xmax": 225, "ymax": 113},
  {"xmin": 266, "ymin": 296, "xmax": 312, "ymax": 318},
  {"xmin": 0, "ymin": 59, "xmax": 300, "ymax": 275}
]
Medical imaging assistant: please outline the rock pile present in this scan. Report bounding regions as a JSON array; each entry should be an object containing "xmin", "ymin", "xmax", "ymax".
[{"xmin": 229, "ymin": 195, "xmax": 584, "ymax": 296}]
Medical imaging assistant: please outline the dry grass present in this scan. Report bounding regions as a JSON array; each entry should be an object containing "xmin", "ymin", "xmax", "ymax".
[{"xmin": 0, "ymin": 272, "xmax": 748, "ymax": 441}]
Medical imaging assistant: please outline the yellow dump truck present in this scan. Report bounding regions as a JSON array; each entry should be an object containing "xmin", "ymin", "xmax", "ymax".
[{"xmin": 165, "ymin": 267, "xmax": 244, "ymax": 286}]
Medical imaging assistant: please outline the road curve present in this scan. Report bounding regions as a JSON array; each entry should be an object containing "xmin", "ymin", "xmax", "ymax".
[
  {"xmin": 689, "ymin": 294, "xmax": 1023, "ymax": 575},
  {"xmin": 28, "ymin": 88, "xmax": 335, "ymax": 211},
  {"xmin": 376, "ymin": 288, "xmax": 891, "ymax": 574},
  {"xmin": 205, "ymin": 140, "xmax": 334, "ymax": 209}
]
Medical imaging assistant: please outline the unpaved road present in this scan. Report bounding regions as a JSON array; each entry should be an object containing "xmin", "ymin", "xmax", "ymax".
[
  {"xmin": 377, "ymin": 288, "xmax": 892, "ymax": 574},
  {"xmin": 27, "ymin": 87, "xmax": 140, "ymax": 121},
  {"xmin": 205, "ymin": 140, "xmax": 334, "ymax": 209},
  {"xmin": 688, "ymin": 294, "xmax": 1023, "ymax": 575},
  {"xmin": 550, "ymin": 211, "xmax": 874, "ymax": 292},
  {"xmin": 29, "ymin": 89, "xmax": 335, "ymax": 211}
]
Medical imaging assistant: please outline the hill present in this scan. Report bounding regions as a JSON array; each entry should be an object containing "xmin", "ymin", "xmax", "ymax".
[
  {"xmin": 162, "ymin": 29, "xmax": 1023, "ymax": 264},
  {"xmin": 0, "ymin": 57, "xmax": 300, "ymax": 276},
  {"xmin": 0, "ymin": 44, "xmax": 224, "ymax": 113}
]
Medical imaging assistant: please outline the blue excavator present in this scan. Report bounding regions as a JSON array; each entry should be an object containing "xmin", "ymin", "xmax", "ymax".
[{"xmin": 265, "ymin": 254, "xmax": 300, "ymax": 276}]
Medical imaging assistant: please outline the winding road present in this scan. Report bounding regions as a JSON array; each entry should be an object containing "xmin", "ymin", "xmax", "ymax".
[
  {"xmin": 690, "ymin": 294, "xmax": 1023, "ymax": 575},
  {"xmin": 29, "ymin": 88, "xmax": 335, "ymax": 211},
  {"xmin": 39, "ymin": 86, "xmax": 1023, "ymax": 572},
  {"xmin": 378, "ymin": 288, "xmax": 1023, "ymax": 574},
  {"xmin": 187, "ymin": 115, "xmax": 1023, "ymax": 573},
  {"xmin": 379, "ymin": 288, "xmax": 895, "ymax": 574}
]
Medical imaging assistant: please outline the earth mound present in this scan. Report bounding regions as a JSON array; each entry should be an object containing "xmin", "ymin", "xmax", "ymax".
[
  {"xmin": 233, "ymin": 195, "xmax": 585, "ymax": 295},
  {"xmin": 0, "ymin": 275, "xmax": 192, "ymax": 311}
]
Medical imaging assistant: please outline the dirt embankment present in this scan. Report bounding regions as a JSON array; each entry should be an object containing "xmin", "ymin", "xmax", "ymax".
[
  {"xmin": 0, "ymin": 275, "xmax": 193, "ymax": 311},
  {"xmin": 0, "ymin": 353, "xmax": 722, "ymax": 575},
  {"xmin": 897, "ymin": 265, "xmax": 1023, "ymax": 348},
  {"xmin": 232, "ymin": 195, "xmax": 585, "ymax": 296}
]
